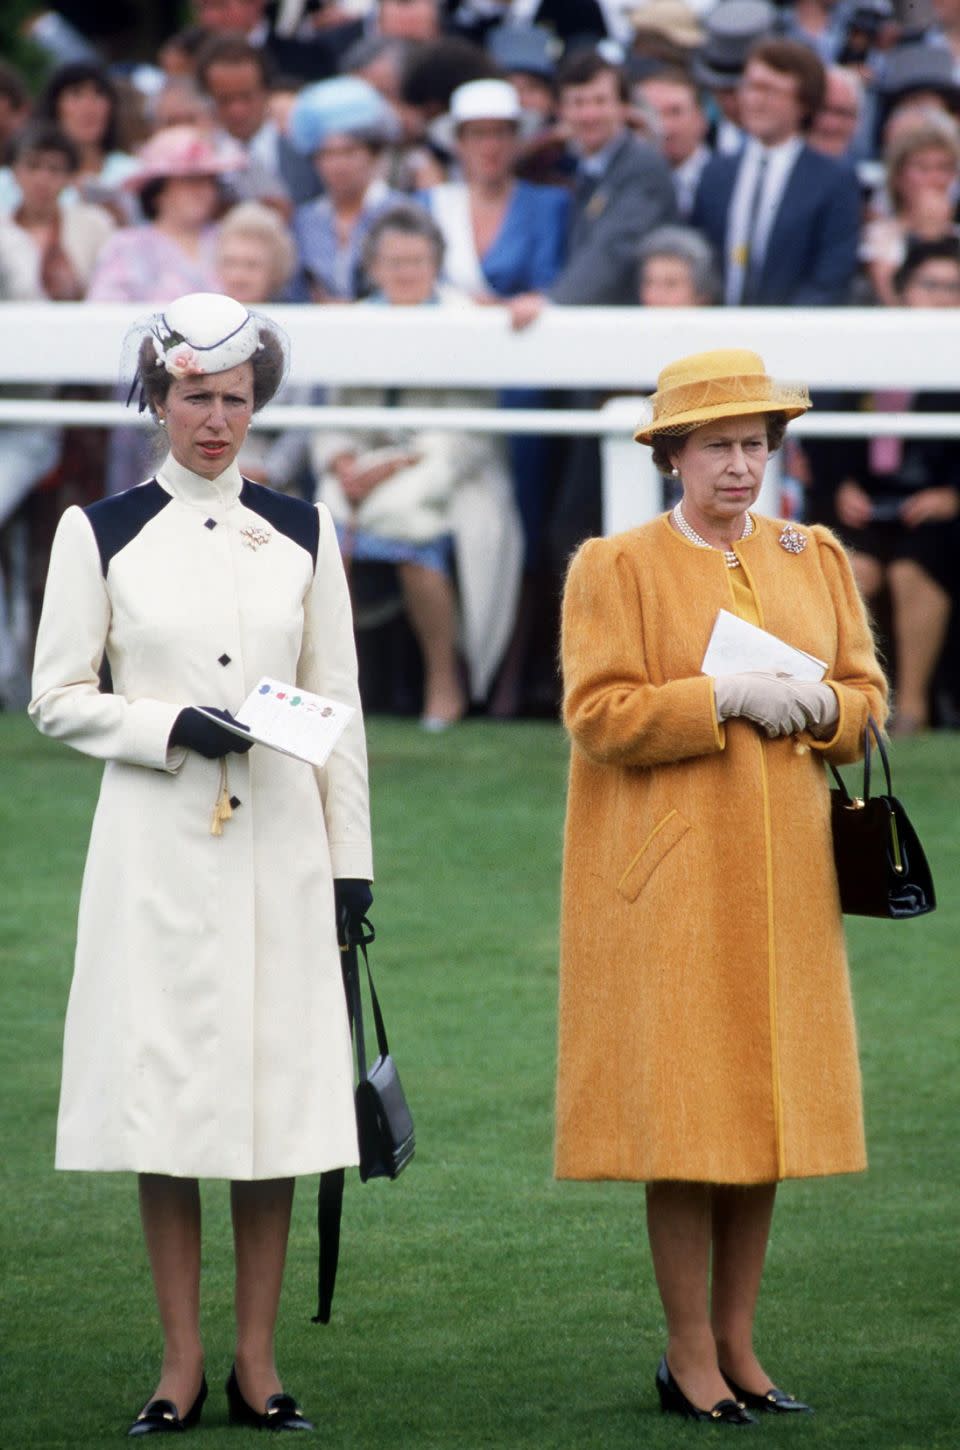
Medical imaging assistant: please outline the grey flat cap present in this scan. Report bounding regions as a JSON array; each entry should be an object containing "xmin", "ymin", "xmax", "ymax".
[
  {"xmin": 692, "ymin": 0, "xmax": 778, "ymax": 90},
  {"xmin": 879, "ymin": 41, "xmax": 960, "ymax": 102},
  {"xmin": 487, "ymin": 24, "xmax": 560, "ymax": 79}
]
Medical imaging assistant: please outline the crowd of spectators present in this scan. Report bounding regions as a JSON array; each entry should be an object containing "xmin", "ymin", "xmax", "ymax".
[{"xmin": 1, "ymin": 0, "xmax": 958, "ymax": 730}]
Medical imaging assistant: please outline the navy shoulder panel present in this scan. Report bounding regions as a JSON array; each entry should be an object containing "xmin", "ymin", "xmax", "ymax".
[
  {"xmin": 84, "ymin": 481, "xmax": 170, "ymax": 575},
  {"xmin": 240, "ymin": 480, "xmax": 319, "ymax": 570}
]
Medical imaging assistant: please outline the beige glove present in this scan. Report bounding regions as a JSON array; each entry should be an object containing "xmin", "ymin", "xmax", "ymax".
[
  {"xmin": 713, "ymin": 672, "xmax": 809, "ymax": 738},
  {"xmin": 781, "ymin": 679, "xmax": 839, "ymax": 738}
]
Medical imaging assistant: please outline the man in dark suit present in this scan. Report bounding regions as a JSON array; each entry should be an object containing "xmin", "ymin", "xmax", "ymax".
[
  {"xmin": 692, "ymin": 38, "xmax": 860, "ymax": 305},
  {"xmin": 196, "ymin": 35, "xmax": 321, "ymax": 208},
  {"xmin": 506, "ymin": 51, "xmax": 676, "ymax": 616},
  {"xmin": 510, "ymin": 50, "xmax": 677, "ymax": 324},
  {"xmin": 192, "ymin": 0, "xmax": 347, "ymax": 82}
]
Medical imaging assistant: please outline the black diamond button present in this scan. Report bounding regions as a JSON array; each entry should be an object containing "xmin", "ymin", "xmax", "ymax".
[
  {"xmin": 218, "ymin": 653, "xmax": 231, "ymax": 666},
  {"xmin": 229, "ymin": 796, "xmax": 241, "ymax": 810},
  {"xmin": 204, "ymin": 517, "xmax": 217, "ymax": 529}
]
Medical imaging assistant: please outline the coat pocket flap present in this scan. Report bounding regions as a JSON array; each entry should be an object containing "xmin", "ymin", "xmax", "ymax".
[{"xmin": 617, "ymin": 809, "xmax": 691, "ymax": 903}]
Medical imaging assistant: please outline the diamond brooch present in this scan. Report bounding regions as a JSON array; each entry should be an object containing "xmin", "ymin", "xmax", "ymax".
[
  {"xmin": 240, "ymin": 524, "xmax": 272, "ymax": 551},
  {"xmin": 778, "ymin": 523, "xmax": 806, "ymax": 554}
]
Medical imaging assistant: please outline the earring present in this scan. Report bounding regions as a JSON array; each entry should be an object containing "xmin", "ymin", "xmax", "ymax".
[
  {"xmin": 157, "ymin": 416, "xmax": 166, "ymax": 428},
  {"xmin": 670, "ymin": 466, "xmax": 679, "ymax": 478}
]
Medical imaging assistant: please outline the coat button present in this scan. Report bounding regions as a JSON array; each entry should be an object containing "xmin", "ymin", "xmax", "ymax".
[
  {"xmin": 229, "ymin": 796, "xmax": 241, "ymax": 810},
  {"xmin": 218, "ymin": 653, "xmax": 231, "ymax": 666},
  {"xmin": 204, "ymin": 518, "xmax": 217, "ymax": 529}
]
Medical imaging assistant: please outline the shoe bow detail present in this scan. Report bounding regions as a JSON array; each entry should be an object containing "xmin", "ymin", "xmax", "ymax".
[
  {"xmin": 127, "ymin": 1377, "xmax": 208, "ymax": 1437},
  {"xmin": 722, "ymin": 1373, "xmax": 814, "ymax": 1415},
  {"xmin": 655, "ymin": 1357, "xmax": 757, "ymax": 1426},
  {"xmin": 226, "ymin": 1367, "xmax": 315, "ymax": 1432}
]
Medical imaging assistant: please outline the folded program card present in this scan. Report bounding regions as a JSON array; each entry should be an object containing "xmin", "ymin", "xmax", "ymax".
[
  {"xmin": 701, "ymin": 609, "xmax": 827, "ymax": 682},
  {"xmin": 198, "ymin": 678, "xmax": 354, "ymax": 767}
]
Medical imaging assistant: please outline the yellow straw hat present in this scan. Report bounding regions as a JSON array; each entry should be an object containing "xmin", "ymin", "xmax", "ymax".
[{"xmin": 633, "ymin": 348, "xmax": 811, "ymax": 445}]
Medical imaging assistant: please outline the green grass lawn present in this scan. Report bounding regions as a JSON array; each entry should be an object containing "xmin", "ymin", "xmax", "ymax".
[{"xmin": 1, "ymin": 715, "xmax": 957, "ymax": 1449}]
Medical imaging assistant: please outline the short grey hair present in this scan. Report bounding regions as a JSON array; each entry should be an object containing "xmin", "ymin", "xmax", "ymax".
[
  {"xmin": 636, "ymin": 225, "xmax": 721, "ymax": 304},
  {"xmin": 362, "ymin": 201, "xmax": 446, "ymax": 273}
]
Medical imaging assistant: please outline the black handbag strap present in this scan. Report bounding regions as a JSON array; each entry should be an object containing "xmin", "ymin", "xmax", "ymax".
[
  {"xmin": 828, "ymin": 714, "xmax": 890, "ymax": 801},
  {"xmin": 340, "ymin": 915, "xmax": 389, "ymax": 1085},
  {"xmin": 864, "ymin": 715, "xmax": 893, "ymax": 798}
]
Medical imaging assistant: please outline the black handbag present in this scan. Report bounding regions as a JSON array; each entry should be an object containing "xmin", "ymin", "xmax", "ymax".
[
  {"xmin": 343, "ymin": 919, "xmax": 416, "ymax": 1182},
  {"xmin": 313, "ymin": 916, "xmax": 414, "ymax": 1324},
  {"xmin": 828, "ymin": 716, "xmax": 936, "ymax": 919}
]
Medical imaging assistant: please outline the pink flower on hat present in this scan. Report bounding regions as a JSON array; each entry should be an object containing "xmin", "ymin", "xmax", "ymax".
[{"xmin": 166, "ymin": 345, "xmax": 206, "ymax": 378}]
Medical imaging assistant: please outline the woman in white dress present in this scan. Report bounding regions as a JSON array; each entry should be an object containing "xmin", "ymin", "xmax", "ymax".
[{"xmin": 30, "ymin": 292, "xmax": 373, "ymax": 1436}]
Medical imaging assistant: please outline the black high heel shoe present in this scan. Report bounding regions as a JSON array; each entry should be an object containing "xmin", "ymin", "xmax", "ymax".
[
  {"xmin": 225, "ymin": 1365, "xmax": 315, "ymax": 1432},
  {"xmin": 722, "ymin": 1372, "xmax": 813, "ymax": 1415},
  {"xmin": 655, "ymin": 1357, "xmax": 757, "ymax": 1426},
  {"xmin": 127, "ymin": 1375, "xmax": 208, "ymax": 1436}
]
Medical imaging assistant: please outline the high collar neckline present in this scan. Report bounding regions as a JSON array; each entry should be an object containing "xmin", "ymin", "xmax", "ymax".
[{"xmin": 157, "ymin": 452, "xmax": 244, "ymax": 510}]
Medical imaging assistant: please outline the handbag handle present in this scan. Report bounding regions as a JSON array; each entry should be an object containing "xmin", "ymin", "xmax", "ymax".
[
  {"xmin": 829, "ymin": 714, "xmax": 890, "ymax": 803},
  {"xmin": 339, "ymin": 914, "xmax": 389, "ymax": 1084}
]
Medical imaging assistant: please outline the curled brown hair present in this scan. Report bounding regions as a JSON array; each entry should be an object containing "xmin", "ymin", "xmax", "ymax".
[
  {"xmin": 137, "ymin": 325, "xmax": 286, "ymax": 416},
  {"xmin": 650, "ymin": 412, "xmax": 789, "ymax": 474}
]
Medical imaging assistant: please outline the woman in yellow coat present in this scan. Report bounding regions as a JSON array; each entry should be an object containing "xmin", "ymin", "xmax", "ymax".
[{"xmin": 556, "ymin": 349, "xmax": 887, "ymax": 1424}]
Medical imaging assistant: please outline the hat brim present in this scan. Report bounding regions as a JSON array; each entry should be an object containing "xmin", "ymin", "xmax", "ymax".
[
  {"xmin": 691, "ymin": 57, "xmax": 746, "ymax": 90},
  {"xmin": 634, "ymin": 397, "xmax": 810, "ymax": 445},
  {"xmin": 880, "ymin": 76, "xmax": 960, "ymax": 106},
  {"xmin": 631, "ymin": 22, "xmax": 706, "ymax": 48},
  {"xmin": 124, "ymin": 159, "xmax": 237, "ymax": 191}
]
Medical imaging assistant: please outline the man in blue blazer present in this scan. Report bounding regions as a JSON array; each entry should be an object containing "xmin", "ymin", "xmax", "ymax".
[{"xmin": 692, "ymin": 38, "xmax": 860, "ymax": 306}]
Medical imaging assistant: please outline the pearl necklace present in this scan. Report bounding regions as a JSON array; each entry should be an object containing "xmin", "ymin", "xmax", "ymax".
[{"xmin": 671, "ymin": 502, "xmax": 754, "ymax": 568}]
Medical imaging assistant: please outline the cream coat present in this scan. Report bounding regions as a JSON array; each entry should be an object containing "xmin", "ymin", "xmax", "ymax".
[
  {"xmin": 313, "ymin": 386, "xmax": 522, "ymax": 701},
  {"xmin": 311, "ymin": 297, "xmax": 523, "ymax": 703},
  {"xmin": 30, "ymin": 456, "xmax": 372, "ymax": 1180}
]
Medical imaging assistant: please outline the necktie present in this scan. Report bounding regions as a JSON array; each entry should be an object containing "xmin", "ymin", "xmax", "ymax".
[
  {"xmin": 575, "ymin": 167, "xmax": 599, "ymax": 209},
  {"xmin": 868, "ymin": 390, "xmax": 912, "ymax": 475},
  {"xmin": 740, "ymin": 153, "xmax": 769, "ymax": 304}
]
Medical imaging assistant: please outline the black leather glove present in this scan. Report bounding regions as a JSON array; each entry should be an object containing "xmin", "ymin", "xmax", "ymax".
[
  {"xmin": 334, "ymin": 878, "xmax": 373, "ymax": 945},
  {"xmin": 169, "ymin": 707, "xmax": 253, "ymax": 759}
]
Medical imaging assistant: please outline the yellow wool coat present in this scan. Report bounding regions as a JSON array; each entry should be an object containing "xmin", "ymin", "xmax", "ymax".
[{"xmin": 556, "ymin": 514, "xmax": 888, "ymax": 1185}]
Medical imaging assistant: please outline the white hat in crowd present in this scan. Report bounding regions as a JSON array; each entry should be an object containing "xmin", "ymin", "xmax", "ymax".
[{"xmin": 449, "ymin": 79, "xmax": 522, "ymax": 127}]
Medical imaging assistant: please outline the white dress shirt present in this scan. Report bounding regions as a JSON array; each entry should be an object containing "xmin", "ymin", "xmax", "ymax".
[
  {"xmin": 673, "ymin": 144, "xmax": 711, "ymax": 220},
  {"xmin": 724, "ymin": 134, "xmax": 803, "ymax": 305}
]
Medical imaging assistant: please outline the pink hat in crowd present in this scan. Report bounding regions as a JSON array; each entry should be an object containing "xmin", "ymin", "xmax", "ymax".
[{"xmin": 124, "ymin": 125, "xmax": 246, "ymax": 191}]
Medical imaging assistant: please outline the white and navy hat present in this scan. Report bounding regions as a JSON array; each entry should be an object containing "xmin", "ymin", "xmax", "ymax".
[
  {"xmin": 151, "ymin": 293, "xmax": 262, "ymax": 379},
  {"xmin": 123, "ymin": 291, "xmax": 288, "ymax": 412}
]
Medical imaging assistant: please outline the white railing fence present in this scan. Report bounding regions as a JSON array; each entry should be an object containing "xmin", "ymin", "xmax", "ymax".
[{"xmin": 2, "ymin": 303, "xmax": 958, "ymax": 532}]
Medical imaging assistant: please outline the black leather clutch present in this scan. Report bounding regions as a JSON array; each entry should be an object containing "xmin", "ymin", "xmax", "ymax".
[{"xmin": 829, "ymin": 717, "xmax": 936, "ymax": 919}]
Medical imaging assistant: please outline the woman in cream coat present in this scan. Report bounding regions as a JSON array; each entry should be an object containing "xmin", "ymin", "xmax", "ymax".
[
  {"xmin": 312, "ymin": 203, "xmax": 522, "ymax": 726},
  {"xmin": 557, "ymin": 350, "xmax": 887, "ymax": 1425},
  {"xmin": 30, "ymin": 293, "xmax": 372, "ymax": 1436}
]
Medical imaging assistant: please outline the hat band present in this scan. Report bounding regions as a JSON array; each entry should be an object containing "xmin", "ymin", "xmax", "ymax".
[
  {"xmin": 653, "ymin": 372, "xmax": 776, "ymax": 421},
  {"xmin": 698, "ymin": 55, "xmax": 747, "ymax": 77}
]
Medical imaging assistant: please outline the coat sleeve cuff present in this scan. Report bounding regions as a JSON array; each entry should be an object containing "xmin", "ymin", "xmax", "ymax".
[
  {"xmin": 329, "ymin": 842, "xmax": 374, "ymax": 881},
  {"xmin": 133, "ymin": 699, "xmax": 190, "ymax": 771},
  {"xmin": 805, "ymin": 681, "xmax": 846, "ymax": 753}
]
